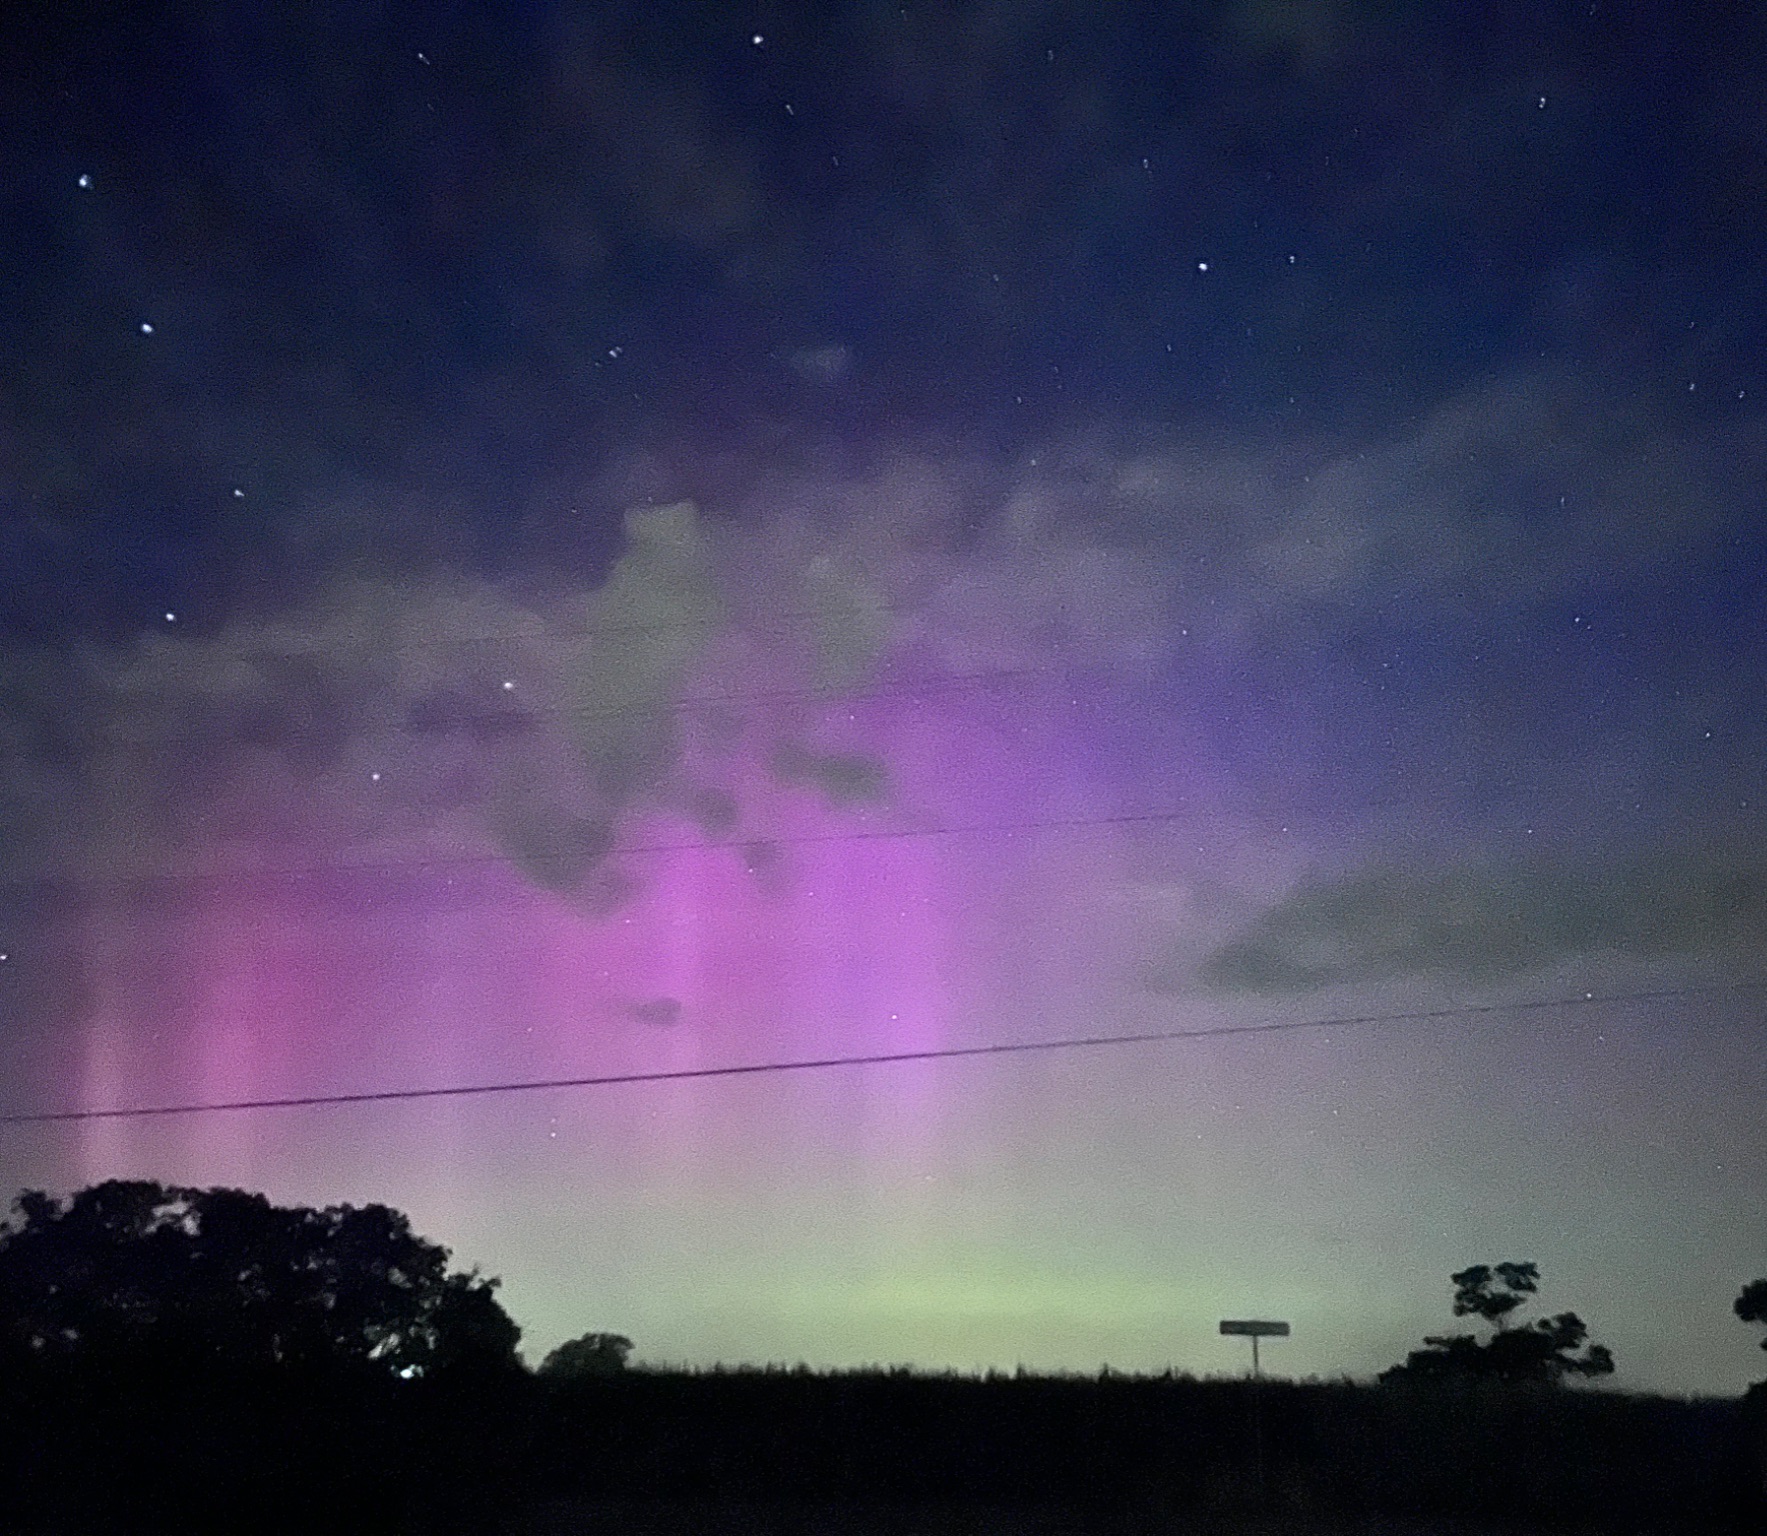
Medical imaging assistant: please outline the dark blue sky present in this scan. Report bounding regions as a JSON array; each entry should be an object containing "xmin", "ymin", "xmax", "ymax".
[{"xmin": 3, "ymin": 0, "xmax": 1764, "ymax": 630}]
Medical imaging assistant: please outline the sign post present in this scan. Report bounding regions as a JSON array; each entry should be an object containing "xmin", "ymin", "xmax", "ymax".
[
  {"xmin": 1217, "ymin": 1318, "xmax": 1289, "ymax": 1380},
  {"xmin": 1218, "ymin": 1320, "xmax": 1289, "ymax": 1502}
]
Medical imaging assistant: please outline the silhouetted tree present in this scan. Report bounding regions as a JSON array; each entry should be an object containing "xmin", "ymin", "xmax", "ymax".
[
  {"xmin": 1737, "ymin": 1279, "xmax": 1767, "ymax": 1351},
  {"xmin": 1381, "ymin": 1261, "xmax": 1615, "ymax": 1385},
  {"xmin": 1450, "ymin": 1262, "xmax": 1540, "ymax": 1328},
  {"xmin": 0, "ymin": 1179, "xmax": 521, "ymax": 1377},
  {"xmin": 539, "ymin": 1331, "xmax": 634, "ymax": 1377}
]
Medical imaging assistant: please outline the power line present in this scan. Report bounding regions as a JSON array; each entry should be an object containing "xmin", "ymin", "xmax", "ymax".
[
  {"xmin": 1, "ymin": 980, "xmax": 1757, "ymax": 1128},
  {"xmin": 46, "ymin": 660, "xmax": 1079, "ymax": 755},
  {"xmin": 13, "ymin": 593, "xmax": 980, "ymax": 749},
  {"xmin": 0, "ymin": 804, "xmax": 1241, "ymax": 908},
  {"xmin": 138, "ymin": 596, "xmax": 924, "ymax": 658}
]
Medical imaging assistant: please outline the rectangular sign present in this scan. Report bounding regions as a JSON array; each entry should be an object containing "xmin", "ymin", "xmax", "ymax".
[{"xmin": 1219, "ymin": 1320, "xmax": 1290, "ymax": 1337}]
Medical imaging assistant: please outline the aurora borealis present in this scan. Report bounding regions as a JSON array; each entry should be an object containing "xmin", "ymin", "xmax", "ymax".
[{"xmin": 2, "ymin": 3, "xmax": 1764, "ymax": 1396}]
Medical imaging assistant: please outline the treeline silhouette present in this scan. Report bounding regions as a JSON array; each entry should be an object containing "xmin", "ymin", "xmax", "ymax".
[{"xmin": 1, "ymin": 1182, "xmax": 1761, "ymax": 1534}]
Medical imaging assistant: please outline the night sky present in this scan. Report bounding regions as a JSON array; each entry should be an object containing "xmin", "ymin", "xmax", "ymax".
[{"xmin": 2, "ymin": 0, "xmax": 1764, "ymax": 1395}]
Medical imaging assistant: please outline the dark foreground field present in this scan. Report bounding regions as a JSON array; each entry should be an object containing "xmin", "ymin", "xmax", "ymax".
[
  {"xmin": 506, "ymin": 1500, "xmax": 1719, "ymax": 1536},
  {"xmin": 2, "ymin": 1361, "xmax": 1760, "ymax": 1534}
]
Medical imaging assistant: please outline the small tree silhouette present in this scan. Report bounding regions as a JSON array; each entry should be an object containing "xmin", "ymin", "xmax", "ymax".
[
  {"xmin": 539, "ymin": 1331, "xmax": 634, "ymax": 1377},
  {"xmin": 1738, "ymin": 1279, "xmax": 1767, "ymax": 1350},
  {"xmin": 1382, "ymin": 1261, "xmax": 1615, "ymax": 1385}
]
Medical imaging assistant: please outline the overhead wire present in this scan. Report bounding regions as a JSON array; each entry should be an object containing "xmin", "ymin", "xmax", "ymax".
[
  {"xmin": 47, "ymin": 658, "xmax": 1087, "ymax": 755},
  {"xmin": 133, "ymin": 594, "xmax": 926, "ymax": 656},
  {"xmin": 0, "ymin": 642, "xmax": 1199, "ymax": 907},
  {"xmin": 1, "ymin": 979, "xmax": 1759, "ymax": 1128},
  {"xmin": 3, "ymin": 590, "xmax": 1198, "ymax": 901},
  {"xmin": 8, "ymin": 599, "xmax": 1742, "ymax": 1133},
  {"xmin": 0, "ymin": 803, "xmax": 1310, "ymax": 909}
]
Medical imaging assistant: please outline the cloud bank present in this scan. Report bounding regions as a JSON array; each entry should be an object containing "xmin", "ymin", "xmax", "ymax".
[
  {"xmin": 1199, "ymin": 845, "xmax": 1767, "ymax": 993},
  {"xmin": 3, "ymin": 394, "xmax": 1760, "ymax": 1003}
]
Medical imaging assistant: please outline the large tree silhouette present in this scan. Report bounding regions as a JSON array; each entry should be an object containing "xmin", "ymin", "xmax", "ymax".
[
  {"xmin": 1381, "ymin": 1262, "xmax": 1615, "ymax": 1385},
  {"xmin": 0, "ymin": 1180, "xmax": 521, "ymax": 1377}
]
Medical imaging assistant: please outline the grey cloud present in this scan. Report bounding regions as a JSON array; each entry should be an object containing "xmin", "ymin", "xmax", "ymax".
[
  {"xmin": 489, "ymin": 800, "xmax": 616, "ymax": 894},
  {"xmin": 741, "ymin": 839, "xmax": 781, "ymax": 872},
  {"xmin": 543, "ymin": 49, "xmax": 759, "ymax": 249},
  {"xmin": 16, "ymin": 408, "xmax": 1749, "ymax": 917},
  {"xmin": 1198, "ymin": 846, "xmax": 1767, "ymax": 993},
  {"xmin": 1250, "ymin": 373, "xmax": 1767, "ymax": 605},
  {"xmin": 0, "ymin": 479, "xmax": 969, "ymax": 897},
  {"xmin": 560, "ymin": 501, "xmax": 722, "ymax": 802},
  {"xmin": 1223, "ymin": 0, "xmax": 1355, "ymax": 71},
  {"xmin": 673, "ymin": 441, "xmax": 1179, "ymax": 681},
  {"xmin": 798, "ymin": 554, "xmax": 893, "ymax": 692},
  {"xmin": 786, "ymin": 344, "xmax": 854, "ymax": 385},
  {"xmin": 626, "ymin": 997, "xmax": 683, "ymax": 1028},
  {"xmin": 770, "ymin": 743, "xmax": 890, "ymax": 808},
  {"xmin": 677, "ymin": 784, "xmax": 740, "ymax": 838}
]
